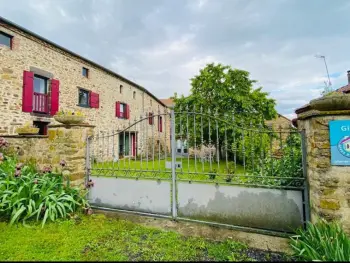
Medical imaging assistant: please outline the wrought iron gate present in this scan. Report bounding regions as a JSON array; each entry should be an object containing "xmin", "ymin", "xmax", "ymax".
[{"xmin": 86, "ymin": 108, "xmax": 310, "ymax": 235}]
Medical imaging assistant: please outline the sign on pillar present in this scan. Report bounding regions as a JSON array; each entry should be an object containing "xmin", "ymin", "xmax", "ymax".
[{"xmin": 329, "ymin": 120, "xmax": 350, "ymax": 165}]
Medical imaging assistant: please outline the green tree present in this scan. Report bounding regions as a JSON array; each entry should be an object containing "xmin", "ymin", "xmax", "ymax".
[{"xmin": 172, "ymin": 63, "xmax": 277, "ymax": 164}]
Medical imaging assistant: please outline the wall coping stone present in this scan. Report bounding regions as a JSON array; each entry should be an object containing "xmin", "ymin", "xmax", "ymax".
[
  {"xmin": 297, "ymin": 109, "xmax": 350, "ymax": 120},
  {"xmin": 48, "ymin": 124, "xmax": 95, "ymax": 129},
  {"xmin": 1, "ymin": 135, "xmax": 49, "ymax": 138}
]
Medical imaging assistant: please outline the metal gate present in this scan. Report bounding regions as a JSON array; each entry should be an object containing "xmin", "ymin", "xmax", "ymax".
[{"xmin": 86, "ymin": 108, "xmax": 310, "ymax": 235}]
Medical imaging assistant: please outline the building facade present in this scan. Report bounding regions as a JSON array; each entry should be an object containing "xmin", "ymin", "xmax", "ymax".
[{"xmin": 0, "ymin": 17, "xmax": 169, "ymax": 157}]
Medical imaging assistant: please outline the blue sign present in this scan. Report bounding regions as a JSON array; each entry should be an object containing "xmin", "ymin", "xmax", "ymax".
[{"xmin": 329, "ymin": 120, "xmax": 350, "ymax": 166}]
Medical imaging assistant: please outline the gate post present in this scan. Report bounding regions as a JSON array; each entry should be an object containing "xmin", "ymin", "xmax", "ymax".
[
  {"xmin": 171, "ymin": 110, "xmax": 177, "ymax": 219},
  {"xmin": 296, "ymin": 107, "xmax": 350, "ymax": 234}
]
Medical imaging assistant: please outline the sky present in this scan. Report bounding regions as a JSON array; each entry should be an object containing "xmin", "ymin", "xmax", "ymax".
[{"xmin": 1, "ymin": 0, "xmax": 350, "ymax": 119}]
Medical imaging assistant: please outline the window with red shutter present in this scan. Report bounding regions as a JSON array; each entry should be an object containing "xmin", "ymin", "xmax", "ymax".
[
  {"xmin": 89, "ymin": 92, "xmax": 99, "ymax": 108},
  {"xmin": 50, "ymin": 79, "xmax": 59, "ymax": 115},
  {"xmin": 116, "ymin": 101, "xmax": 120, "ymax": 117},
  {"xmin": 22, "ymin": 71, "xmax": 34, "ymax": 112},
  {"xmin": 126, "ymin": 104, "xmax": 130, "ymax": 119}
]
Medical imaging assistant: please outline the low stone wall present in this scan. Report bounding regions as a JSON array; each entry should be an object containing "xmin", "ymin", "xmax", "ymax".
[
  {"xmin": 298, "ymin": 112, "xmax": 350, "ymax": 233},
  {"xmin": 3, "ymin": 124, "xmax": 94, "ymax": 187}
]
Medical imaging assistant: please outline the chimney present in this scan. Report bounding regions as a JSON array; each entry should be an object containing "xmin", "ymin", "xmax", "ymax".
[{"xmin": 348, "ymin": 70, "xmax": 350, "ymax": 84}]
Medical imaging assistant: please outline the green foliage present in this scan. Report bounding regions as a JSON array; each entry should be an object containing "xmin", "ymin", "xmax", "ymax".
[
  {"xmin": 0, "ymin": 214, "xmax": 290, "ymax": 261},
  {"xmin": 173, "ymin": 63, "xmax": 277, "ymax": 161},
  {"xmin": 290, "ymin": 219, "xmax": 350, "ymax": 261},
  {"xmin": 253, "ymin": 131, "xmax": 303, "ymax": 186},
  {"xmin": 0, "ymin": 156, "xmax": 89, "ymax": 227}
]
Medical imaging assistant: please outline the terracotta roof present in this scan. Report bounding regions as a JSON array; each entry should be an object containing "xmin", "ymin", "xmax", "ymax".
[
  {"xmin": 336, "ymin": 84, "xmax": 350, "ymax": 93},
  {"xmin": 160, "ymin": 98, "xmax": 174, "ymax": 107}
]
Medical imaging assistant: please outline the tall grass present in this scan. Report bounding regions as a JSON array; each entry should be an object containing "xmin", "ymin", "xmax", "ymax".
[
  {"xmin": 0, "ymin": 156, "xmax": 89, "ymax": 227},
  {"xmin": 290, "ymin": 219, "xmax": 350, "ymax": 261}
]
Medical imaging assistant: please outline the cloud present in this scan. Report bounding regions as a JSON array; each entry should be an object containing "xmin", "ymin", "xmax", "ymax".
[{"xmin": 1, "ymin": 0, "xmax": 350, "ymax": 118}]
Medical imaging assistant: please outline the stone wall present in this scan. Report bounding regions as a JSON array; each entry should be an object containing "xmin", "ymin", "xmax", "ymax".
[
  {"xmin": 3, "ymin": 124, "xmax": 94, "ymax": 187},
  {"xmin": 297, "ymin": 112, "xmax": 350, "ymax": 233},
  {"xmin": 0, "ymin": 22, "xmax": 170, "ymax": 153}
]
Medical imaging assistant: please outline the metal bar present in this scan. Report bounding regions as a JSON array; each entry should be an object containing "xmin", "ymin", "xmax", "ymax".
[
  {"xmin": 158, "ymin": 110, "xmax": 161, "ymax": 172},
  {"xmin": 176, "ymin": 217, "xmax": 292, "ymax": 237},
  {"xmin": 180, "ymin": 106, "xmax": 183, "ymax": 173},
  {"xmin": 140, "ymin": 114, "xmax": 143, "ymax": 170},
  {"xmin": 208, "ymin": 108, "xmax": 212, "ymax": 171},
  {"xmin": 224, "ymin": 116, "xmax": 228, "ymax": 172},
  {"xmin": 152, "ymin": 111, "xmax": 155, "ymax": 170},
  {"xmin": 216, "ymin": 110, "xmax": 220, "ymax": 172},
  {"xmin": 85, "ymin": 136, "xmax": 91, "ymax": 188},
  {"xmin": 186, "ymin": 106, "xmax": 190, "ymax": 174},
  {"xmin": 201, "ymin": 106, "xmax": 204, "ymax": 172},
  {"xmin": 193, "ymin": 105, "xmax": 197, "ymax": 173},
  {"xmin": 171, "ymin": 109, "xmax": 177, "ymax": 219},
  {"xmin": 164, "ymin": 108, "xmax": 167, "ymax": 162},
  {"xmin": 233, "ymin": 114, "xmax": 236, "ymax": 171},
  {"xmin": 128, "ymin": 119, "xmax": 131, "ymax": 169},
  {"xmin": 91, "ymin": 205, "xmax": 173, "ymax": 220},
  {"xmin": 250, "ymin": 121, "xmax": 254, "ymax": 171}
]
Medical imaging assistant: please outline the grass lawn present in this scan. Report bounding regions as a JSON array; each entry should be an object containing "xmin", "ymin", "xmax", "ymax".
[
  {"xmin": 91, "ymin": 158, "xmax": 247, "ymax": 182},
  {"xmin": 0, "ymin": 214, "xmax": 289, "ymax": 261}
]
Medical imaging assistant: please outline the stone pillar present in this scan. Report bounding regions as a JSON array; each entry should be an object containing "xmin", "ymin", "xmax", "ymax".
[
  {"xmin": 47, "ymin": 124, "xmax": 95, "ymax": 187},
  {"xmin": 297, "ymin": 110, "xmax": 350, "ymax": 233}
]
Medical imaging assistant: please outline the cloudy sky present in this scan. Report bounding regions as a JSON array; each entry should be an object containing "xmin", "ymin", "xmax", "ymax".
[{"xmin": 1, "ymin": 0, "xmax": 350, "ymax": 119}]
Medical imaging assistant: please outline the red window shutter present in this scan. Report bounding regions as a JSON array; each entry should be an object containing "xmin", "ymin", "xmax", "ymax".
[
  {"xmin": 116, "ymin": 101, "xmax": 120, "ymax": 117},
  {"xmin": 22, "ymin": 71, "xmax": 34, "ymax": 112},
  {"xmin": 148, "ymin": 112, "xmax": 152, "ymax": 125},
  {"xmin": 126, "ymin": 104, "xmax": 130, "ymax": 119},
  {"xmin": 89, "ymin": 92, "xmax": 99, "ymax": 108},
  {"xmin": 160, "ymin": 116, "xmax": 163, "ymax": 132},
  {"xmin": 50, "ymin": 79, "xmax": 59, "ymax": 115}
]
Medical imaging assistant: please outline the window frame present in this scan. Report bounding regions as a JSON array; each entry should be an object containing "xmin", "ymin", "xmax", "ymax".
[
  {"xmin": 33, "ymin": 74, "xmax": 48, "ymax": 94},
  {"xmin": 78, "ymin": 88, "xmax": 90, "ymax": 108},
  {"xmin": 82, "ymin": 67, "xmax": 89, "ymax": 78},
  {"xmin": 118, "ymin": 102, "xmax": 128, "ymax": 119},
  {"xmin": 120, "ymin": 85, "xmax": 123, "ymax": 94},
  {"xmin": 133, "ymin": 91, "xmax": 136, "ymax": 99},
  {"xmin": 0, "ymin": 31, "xmax": 13, "ymax": 49},
  {"xmin": 158, "ymin": 115, "xmax": 163, "ymax": 132}
]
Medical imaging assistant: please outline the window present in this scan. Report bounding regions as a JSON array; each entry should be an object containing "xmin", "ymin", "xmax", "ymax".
[
  {"xmin": 34, "ymin": 75, "xmax": 48, "ymax": 94},
  {"xmin": 116, "ymin": 102, "xmax": 129, "ymax": 119},
  {"xmin": 33, "ymin": 121, "xmax": 49, "ymax": 135},
  {"xmin": 120, "ymin": 85, "xmax": 123, "ymax": 94},
  {"xmin": 0, "ymin": 31, "xmax": 13, "ymax": 49},
  {"xmin": 133, "ymin": 91, "xmax": 136, "ymax": 99},
  {"xmin": 82, "ymin": 67, "xmax": 89, "ymax": 78},
  {"xmin": 78, "ymin": 88, "xmax": 89, "ymax": 107},
  {"xmin": 120, "ymin": 103, "xmax": 125, "ymax": 117}
]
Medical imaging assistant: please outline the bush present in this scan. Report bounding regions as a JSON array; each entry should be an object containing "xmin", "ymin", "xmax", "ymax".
[
  {"xmin": 290, "ymin": 219, "xmax": 350, "ymax": 261},
  {"xmin": 0, "ymin": 145, "xmax": 89, "ymax": 227}
]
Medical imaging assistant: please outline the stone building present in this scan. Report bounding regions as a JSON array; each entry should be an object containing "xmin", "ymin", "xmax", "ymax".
[{"xmin": 0, "ymin": 16, "xmax": 169, "ymax": 158}]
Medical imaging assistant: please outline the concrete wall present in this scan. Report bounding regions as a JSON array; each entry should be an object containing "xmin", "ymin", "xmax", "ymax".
[
  {"xmin": 0, "ymin": 22, "xmax": 170, "ymax": 152},
  {"xmin": 297, "ymin": 111, "xmax": 350, "ymax": 233},
  {"xmin": 177, "ymin": 182, "xmax": 304, "ymax": 232},
  {"xmin": 89, "ymin": 176, "xmax": 172, "ymax": 215}
]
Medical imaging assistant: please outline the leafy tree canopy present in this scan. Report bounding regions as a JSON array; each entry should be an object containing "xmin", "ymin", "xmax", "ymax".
[{"xmin": 172, "ymin": 63, "xmax": 277, "ymax": 125}]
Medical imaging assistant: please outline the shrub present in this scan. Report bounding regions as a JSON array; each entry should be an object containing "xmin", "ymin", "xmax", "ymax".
[
  {"xmin": 0, "ymin": 153, "xmax": 89, "ymax": 227},
  {"xmin": 290, "ymin": 219, "xmax": 350, "ymax": 261}
]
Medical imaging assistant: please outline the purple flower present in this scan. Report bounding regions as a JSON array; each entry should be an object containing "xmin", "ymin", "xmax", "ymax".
[
  {"xmin": 16, "ymin": 163, "xmax": 23, "ymax": 170},
  {"xmin": 42, "ymin": 165, "xmax": 52, "ymax": 174},
  {"xmin": 14, "ymin": 169, "xmax": 21, "ymax": 177}
]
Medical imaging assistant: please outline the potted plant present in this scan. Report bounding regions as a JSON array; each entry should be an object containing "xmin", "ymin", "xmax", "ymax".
[
  {"xmin": 16, "ymin": 122, "xmax": 39, "ymax": 135},
  {"xmin": 310, "ymin": 90, "xmax": 350, "ymax": 111},
  {"xmin": 54, "ymin": 109, "xmax": 85, "ymax": 125}
]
